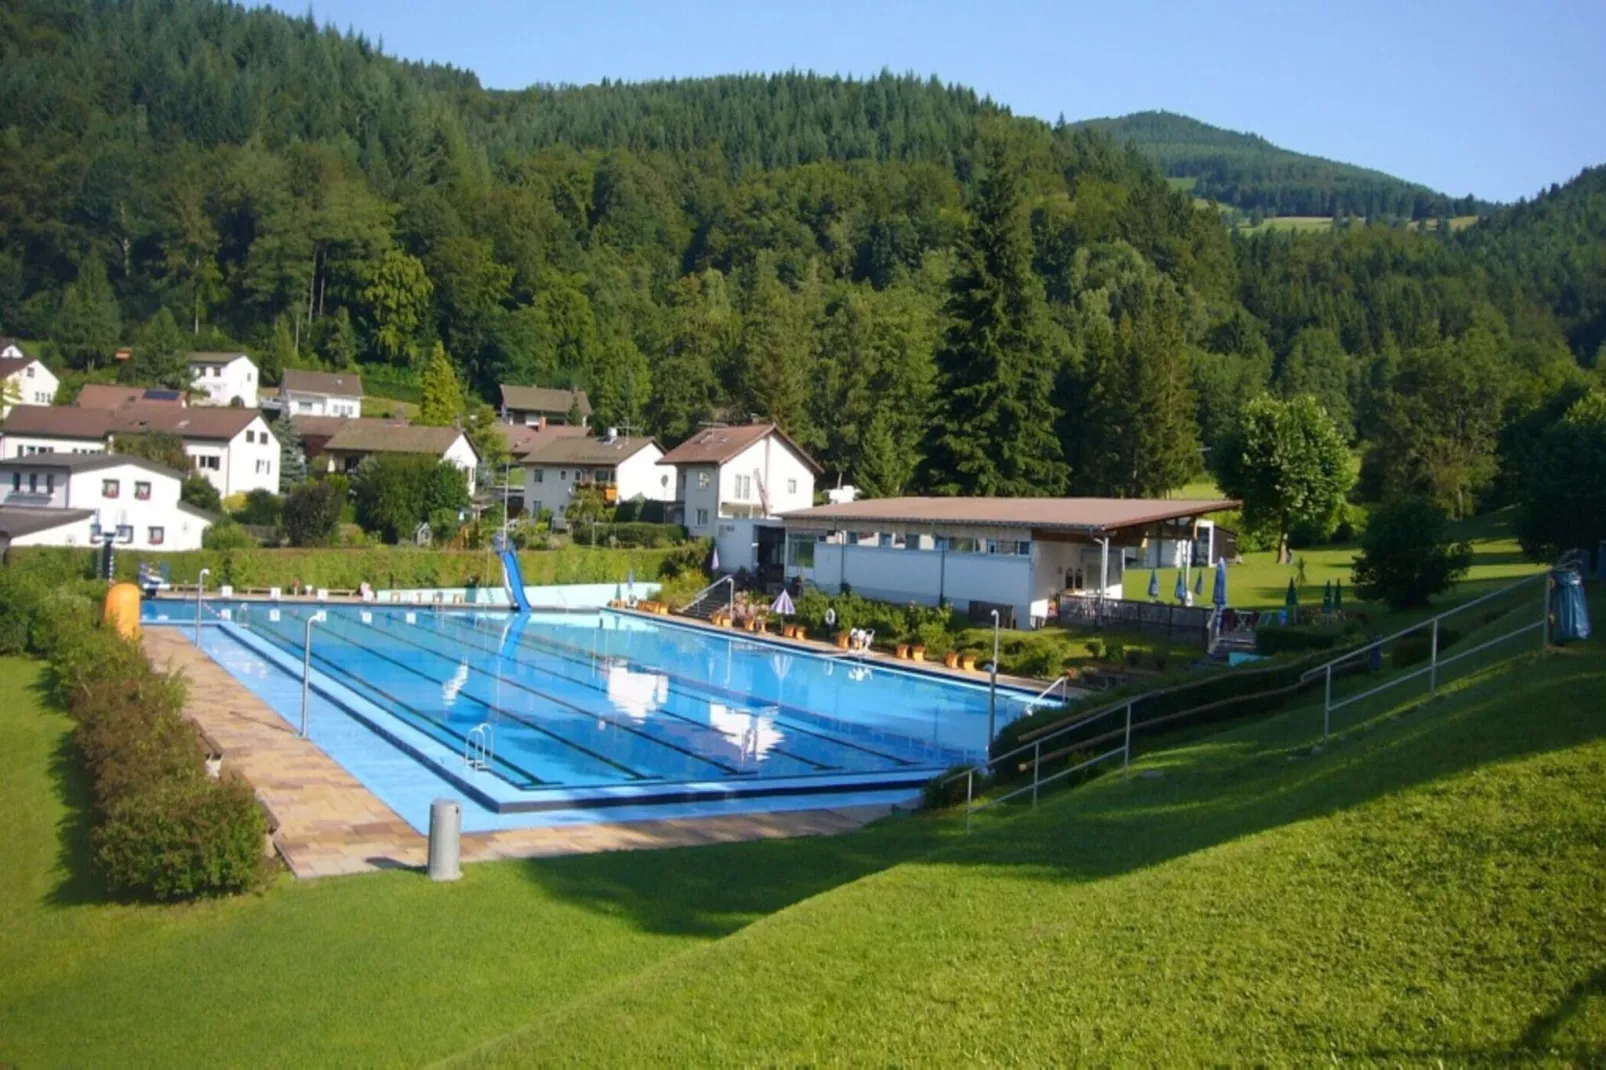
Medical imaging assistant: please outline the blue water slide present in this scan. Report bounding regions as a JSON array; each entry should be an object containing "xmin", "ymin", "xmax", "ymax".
[{"xmin": 495, "ymin": 534, "xmax": 532, "ymax": 613}]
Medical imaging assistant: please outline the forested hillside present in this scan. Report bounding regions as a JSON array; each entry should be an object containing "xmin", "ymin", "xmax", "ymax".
[
  {"xmin": 0, "ymin": 0, "xmax": 1601, "ymax": 529},
  {"xmin": 1079, "ymin": 111, "xmax": 1489, "ymax": 221}
]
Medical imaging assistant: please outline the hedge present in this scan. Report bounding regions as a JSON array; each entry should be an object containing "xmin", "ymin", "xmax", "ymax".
[
  {"xmin": 8, "ymin": 543, "xmax": 703, "ymax": 591},
  {"xmin": 0, "ymin": 566, "xmax": 268, "ymax": 900},
  {"xmin": 568, "ymin": 522, "xmax": 690, "ymax": 549},
  {"xmin": 991, "ymin": 645, "xmax": 1359, "ymax": 773},
  {"xmin": 1255, "ymin": 622, "xmax": 1360, "ymax": 656}
]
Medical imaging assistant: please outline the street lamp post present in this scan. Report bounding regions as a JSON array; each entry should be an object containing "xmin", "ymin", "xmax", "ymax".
[
  {"xmin": 195, "ymin": 567, "xmax": 211, "ymax": 643},
  {"xmin": 986, "ymin": 609, "xmax": 1001, "ymax": 744},
  {"xmin": 300, "ymin": 611, "xmax": 324, "ymax": 739}
]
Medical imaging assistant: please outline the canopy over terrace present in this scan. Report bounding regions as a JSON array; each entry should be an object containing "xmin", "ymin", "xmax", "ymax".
[{"xmin": 778, "ymin": 497, "xmax": 1239, "ymax": 629}]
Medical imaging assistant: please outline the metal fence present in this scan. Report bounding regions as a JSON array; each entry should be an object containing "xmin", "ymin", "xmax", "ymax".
[{"xmin": 1057, "ymin": 594, "xmax": 1214, "ymax": 644}]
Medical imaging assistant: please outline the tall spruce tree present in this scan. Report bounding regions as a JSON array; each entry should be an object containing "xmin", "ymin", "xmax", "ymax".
[
  {"xmin": 417, "ymin": 342, "xmax": 463, "ymax": 426},
  {"xmin": 271, "ymin": 410, "xmax": 307, "ymax": 491},
  {"xmin": 922, "ymin": 139, "xmax": 1068, "ymax": 496}
]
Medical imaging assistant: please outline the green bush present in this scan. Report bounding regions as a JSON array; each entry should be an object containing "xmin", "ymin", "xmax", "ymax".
[
  {"xmin": 232, "ymin": 488, "xmax": 283, "ymax": 527},
  {"xmin": 1255, "ymin": 623, "xmax": 1357, "ymax": 656},
  {"xmin": 202, "ymin": 518, "xmax": 258, "ymax": 550},
  {"xmin": 1391, "ymin": 627, "xmax": 1463, "ymax": 670},
  {"xmin": 8, "ymin": 544, "xmax": 692, "ymax": 591},
  {"xmin": 1352, "ymin": 495, "xmax": 1473, "ymax": 609},
  {"xmin": 0, "ymin": 575, "xmax": 267, "ymax": 900},
  {"xmin": 921, "ymin": 764, "xmax": 988, "ymax": 810}
]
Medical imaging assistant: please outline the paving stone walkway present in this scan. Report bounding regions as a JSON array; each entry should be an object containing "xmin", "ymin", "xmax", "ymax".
[{"xmin": 142, "ymin": 627, "xmax": 894, "ymax": 878}]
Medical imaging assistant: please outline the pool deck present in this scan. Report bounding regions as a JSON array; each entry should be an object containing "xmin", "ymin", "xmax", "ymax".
[{"xmin": 141, "ymin": 628, "xmax": 899, "ymax": 879}]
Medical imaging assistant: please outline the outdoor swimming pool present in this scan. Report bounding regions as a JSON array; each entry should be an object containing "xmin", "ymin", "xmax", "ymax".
[{"xmin": 147, "ymin": 602, "xmax": 1039, "ymax": 828}]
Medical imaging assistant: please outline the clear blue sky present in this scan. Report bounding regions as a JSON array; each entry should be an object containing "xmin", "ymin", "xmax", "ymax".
[{"xmin": 274, "ymin": 0, "xmax": 1605, "ymax": 203}]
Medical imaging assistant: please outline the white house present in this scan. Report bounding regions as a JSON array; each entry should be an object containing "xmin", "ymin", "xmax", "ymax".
[
  {"xmin": 499, "ymin": 384, "xmax": 591, "ymax": 427},
  {"xmin": 521, "ymin": 433, "xmax": 673, "ymax": 527},
  {"xmin": 779, "ymin": 497, "xmax": 1239, "ymax": 630},
  {"xmin": 0, "ymin": 404, "xmax": 279, "ymax": 498},
  {"xmin": 318, "ymin": 422, "xmax": 480, "ymax": 494},
  {"xmin": 0, "ymin": 345, "xmax": 59, "ymax": 417},
  {"xmin": 279, "ymin": 369, "xmax": 363, "ymax": 418},
  {"xmin": 0, "ymin": 454, "xmax": 212, "ymax": 552},
  {"xmin": 658, "ymin": 423, "xmax": 821, "ymax": 575},
  {"xmin": 187, "ymin": 352, "xmax": 259, "ymax": 408}
]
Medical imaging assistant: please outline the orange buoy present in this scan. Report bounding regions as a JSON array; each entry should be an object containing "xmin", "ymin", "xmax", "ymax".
[{"xmin": 104, "ymin": 582, "xmax": 142, "ymax": 640}]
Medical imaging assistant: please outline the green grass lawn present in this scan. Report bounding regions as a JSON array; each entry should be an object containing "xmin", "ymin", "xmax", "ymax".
[
  {"xmin": 4, "ymin": 584, "xmax": 1601, "ymax": 1065},
  {"xmin": 1144, "ymin": 507, "xmax": 1542, "ymax": 629},
  {"xmin": 0, "ymin": 659, "xmax": 947, "ymax": 1067},
  {"xmin": 465, "ymin": 592, "xmax": 1606, "ymax": 1066}
]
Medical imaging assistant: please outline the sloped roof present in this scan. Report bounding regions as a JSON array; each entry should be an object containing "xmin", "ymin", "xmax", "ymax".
[
  {"xmin": 0, "ymin": 406, "xmax": 115, "ymax": 440},
  {"xmin": 658, "ymin": 423, "xmax": 823, "ymax": 474},
  {"xmin": 522, "ymin": 435, "xmax": 659, "ymax": 466},
  {"xmin": 187, "ymin": 351, "xmax": 252, "ymax": 365},
  {"xmin": 779, "ymin": 497, "xmax": 1241, "ymax": 535},
  {"xmin": 112, "ymin": 404, "xmax": 263, "ymax": 442},
  {"xmin": 498, "ymin": 421, "xmax": 590, "ymax": 456},
  {"xmin": 0, "ymin": 506, "xmax": 94, "ymax": 539},
  {"xmin": 323, "ymin": 422, "xmax": 475, "ymax": 459},
  {"xmin": 0, "ymin": 453, "xmax": 189, "ymax": 481},
  {"xmin": 75, "ymin": 384, "xmax": 184, "ymax": 410},
  {"xmin": 281, "ymin": 369, "xmax": 363, "ymax": 396},
  {"xmin": 500, "ymin": 384, "xmax": 591, "ymax": 417}
]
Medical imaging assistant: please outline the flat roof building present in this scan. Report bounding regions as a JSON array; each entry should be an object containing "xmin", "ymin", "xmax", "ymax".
[{"xmin": 779, "ymin": 496, "xmax": 1238, "ymax": 629}]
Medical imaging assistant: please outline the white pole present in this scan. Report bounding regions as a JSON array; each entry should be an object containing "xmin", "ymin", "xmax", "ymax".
[
  {"xmin": 987, "ymin": 609, "xmax": 1000, "ymax": 744},
  {"xmin": 1123, "ymin": 700, "xmax": 1133, "ymax": 779},
  {"xmin": 1324, "ymin": 661, "xmax": 1333, "ymax": 743},
  {"xmin": 195, "ymin": 567, "xmax": 210, "ymax": 643},
  {"xmin": 502, "ymin": 462, "xmax": 509, "ymax": 545},
  {"xmin": 1541, "ymin": 574, "xmax": 1551, "ymax": 652},
  {"xmin": 1429, "ymin": 618, "xmax": 1440, "ymax": 697},
  {"xmin": 300, "ymin": 612, "xmax": 320, "ymax": 739},
  {"xmin": 1098, "ymin": 537, "xmax": 1110, "ymax": 628}
]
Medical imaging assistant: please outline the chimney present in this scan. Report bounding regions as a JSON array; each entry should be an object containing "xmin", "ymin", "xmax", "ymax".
[{"xmin": 606, "ymin": 427, "xmax": 618, "ymax": 443}]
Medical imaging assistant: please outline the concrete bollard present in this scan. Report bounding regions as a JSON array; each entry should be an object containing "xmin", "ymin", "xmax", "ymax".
[{"xmin": 427, "ymin": 798, "xmax": 462, "ymax": 882}]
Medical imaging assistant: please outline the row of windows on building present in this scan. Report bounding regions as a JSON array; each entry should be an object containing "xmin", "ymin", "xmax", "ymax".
[
  {"xmin": 88, "ymin": 522, "xmax": 167, "ymax": 545},
  {"xmin": 100, "ymin": 479, "xmax": 156, "ymax": 500},
  {"xmin": 530, "ymin": 467, "xmax": 615, "ymax": 484},
  {"xmin": 785, "ymin": 533, "xmax": 1034, "ymax": 568}
]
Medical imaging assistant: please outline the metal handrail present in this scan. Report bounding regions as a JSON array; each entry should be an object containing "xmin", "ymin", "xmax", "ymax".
[
  {"xmin": 678, "ymin": 574, "xmax": 735, "ymax": 615},
  {"xmin": 938, "ymin": 698, "xmax": 1132, "ymax": 793},
  {"xmin": 1297, "ymin": 569, "xmax": 1549, "ymax": 685},
  {"xmin": 1023, "ymin": 674, "xmax": 1070, "ymax": 713}
]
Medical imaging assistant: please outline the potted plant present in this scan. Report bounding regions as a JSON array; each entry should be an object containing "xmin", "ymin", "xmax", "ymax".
[
  {"xmin": 835, "ymin": 630, "xmax": 852, "ymax": 650},
  {"xmin": 782, "ymin": 623, "xmax": 796, "ymax": 638},
  {"xmin": 959, "ymin": 650, "xmax": 978, "ymax": 671},
  {"xmin": 895, "ymin": 642, "xmax": 910, "ymax": 659},
  {"xmin": 795, "ymin": 626, "xmax": 807, "ymax": 641},
  {"xmin": 911, "ymin": 644, "xmax": 926, "ymax": 661},
  {"xmin": 943, "ymin": 650, "xmax": 960, "ymax": 669}
]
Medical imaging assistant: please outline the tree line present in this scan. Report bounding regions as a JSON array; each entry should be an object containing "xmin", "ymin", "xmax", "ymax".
[{"xmin": 1, "ymin": 0, "xmax": 1602, "ymax": 556}]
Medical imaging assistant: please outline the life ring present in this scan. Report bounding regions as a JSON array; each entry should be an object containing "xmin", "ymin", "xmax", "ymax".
[{"xmin": 824, "ymin": 607, "xmax": 837, "ymax": 627}]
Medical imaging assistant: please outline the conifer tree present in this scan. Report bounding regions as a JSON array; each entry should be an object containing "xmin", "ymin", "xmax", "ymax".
[
  {"xmin": 418, "ymin": 342, "xmax": 463, "ymax": 426},
  {"xmin": 922, "ymin": 138, "xmax": 1068, "ymax": 496},
  {"xmin": 271, "ymin": 410, "xmax": 307, "ymax": 491}
]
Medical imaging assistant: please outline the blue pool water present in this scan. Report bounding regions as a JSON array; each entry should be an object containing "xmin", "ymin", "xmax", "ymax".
[{"xmin": 145, "ymin": 602, "xmax": 1036, "ymax": 824}]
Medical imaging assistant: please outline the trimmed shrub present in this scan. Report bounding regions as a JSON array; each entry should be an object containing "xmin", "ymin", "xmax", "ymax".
[
  {"xmin": 922, "ymin": 765, "xmax": 989, "ymax": 810},
  {"xmin": 1255, "ymin": 623, "xmax": 1357, "ymax": 656},
  {"xmin": 95, "ymin": 773, "xmax": 266, "ymax": 901}
]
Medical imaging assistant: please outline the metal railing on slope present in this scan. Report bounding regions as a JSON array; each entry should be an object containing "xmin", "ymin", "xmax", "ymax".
[
  {"xmin": 1301, "ymin": 553, "xmax": 1578, "ymax": 744},
  {"xmin": 937, "ymin": 554, "xmax": 1581, "ymax": 833},
  {"xmin": 677, "ymin": 574, "xmax": 735, "ymax": 617}
]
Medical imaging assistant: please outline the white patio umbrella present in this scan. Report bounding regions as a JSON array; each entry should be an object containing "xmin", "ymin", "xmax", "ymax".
[{"xmin": 770, "ymin": 588, "xmax": 795, "ymax": 615}]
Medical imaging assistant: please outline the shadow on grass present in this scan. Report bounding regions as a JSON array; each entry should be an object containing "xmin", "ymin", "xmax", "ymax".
[
  {"xmin": 33, "ymin": 676, "xmax": 107, "ymax": 907},
  {"xmin": 514, "ymin": 622, "xmax": 1606, "ymax": 947}
]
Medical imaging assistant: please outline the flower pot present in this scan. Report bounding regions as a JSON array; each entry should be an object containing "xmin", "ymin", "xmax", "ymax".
[
  {"xmin": 744, "ymin": 619, "xmax": 757, "ymax": 632},
  {"xmin": 782, "ymin": 624, "xmax": 796, "ymax": 638},
  {"xmin": 912, "ymin": 645, "xmax": 926, "ymax": 662},
  {"xmin": 756, "ymin": 620, "xmax": 768, "ymax": 634},
  {"xmin": 960, "ymin": 654, "xmax": 978, "ymax": 671},
  {"xmin": 943, "ymin": 651, "xmax": 960, "ymax": 669},
  {"xmin": 895, "ymin": 643, "xmax": 909, "ymax": 659},
  {"xmin": 835, "ymin": 632, "xmax": 851, "ymax": 650},
  {"xmin": 795, "ymin": 627, "xmax": 807, "ymax": 641}
]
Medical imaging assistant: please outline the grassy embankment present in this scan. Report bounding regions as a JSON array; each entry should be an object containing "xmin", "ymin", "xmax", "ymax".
[{"xmin": 2, "ymin": 585, "xmax": 1601, "ymax": 1065}]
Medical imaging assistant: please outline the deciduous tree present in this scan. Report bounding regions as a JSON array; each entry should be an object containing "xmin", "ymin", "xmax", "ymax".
[{"xmin": 1213, "ymin": 395, "xmax": 1353, "ymax": 562}]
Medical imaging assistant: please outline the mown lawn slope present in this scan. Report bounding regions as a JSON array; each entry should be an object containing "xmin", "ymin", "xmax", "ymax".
[{"xmin": 462, "ymin": 621, "xmax": 1606, "ymax": 1066}]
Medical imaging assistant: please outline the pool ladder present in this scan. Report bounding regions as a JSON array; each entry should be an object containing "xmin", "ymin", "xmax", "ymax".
[{"xmin": 464, "ymin": 722, "xmax": 495, "ymax": 771}]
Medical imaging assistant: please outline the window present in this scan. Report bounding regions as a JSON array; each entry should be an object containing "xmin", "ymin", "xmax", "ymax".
[
  {"xmin": 733, "ymin": 474, "xmax": 752, "ymax": 499},
  {"xmin": 244, "ymin": 430, "xmax": 254, "ymax": 444},
  {"xmin": 33, "ymin": 391, "xmax": 48, "ymax": 403},
  {"xmin": 786, "ymin": 533, "xmax": 817, "ymax": 569},
  {"xmin": 947, "ymin": 536, "xmax": 980, "ymax": 553},
  {"xmin": 595, "ymin": 467, "xmax": 614, "ymax": 483},
  {"xmin": 255, "ymin": 459, "xmax": 272, "ymax": 475},
  {"xmin": 195, "ymin": 455, "xmax": 220, "ymax": 471},
  {"xmin": 695, "ymin": 507, "xmax": 709, "ymax": 526},
  {"xmin": 532, "ymin": 469, "xmax": 544, "ymax": 484},
  {"xmin": 134, "ymin": 481, "xmax": 152, "ymax": 501},
  {"xmin": 696, "ymin": 471, "xmax": 710, "ymax": 490},
  {"xmin": 102, "ymin": 479, "xmax": 120, "ymax": 499},
  {"xmin": 148, "ymin": 526, "xmax": 165, "ymax": 546},
  {"xmin": 24, "ymin": 365, "xmax": 33, "ymax": 378},
  {"xmin": 559, "ymin": 469, "xmax": 569, "ymax": 481},
  {"xmin": 787, "ymin": 478, "xmax": 798, "ymax": 495}
]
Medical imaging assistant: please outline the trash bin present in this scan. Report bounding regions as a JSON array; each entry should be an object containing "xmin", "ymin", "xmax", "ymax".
[
  {"xmin": 428, "ymin": 798, "xmax": 462, "ymax": 882},
  {"xmin": 1552, "ymin": 569, "xmax": 1592, "ymax": 643}
]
